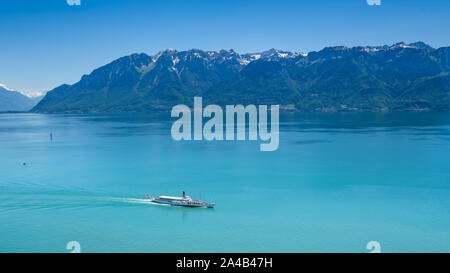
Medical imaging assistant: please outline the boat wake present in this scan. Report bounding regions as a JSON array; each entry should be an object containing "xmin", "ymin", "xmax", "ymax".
[{"xmin": 98, "ymin": 197, "xmax": 171, "ymax": 206}]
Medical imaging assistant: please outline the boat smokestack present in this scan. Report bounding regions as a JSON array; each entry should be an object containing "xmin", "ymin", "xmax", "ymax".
[{"xmin": 182, "ymin": 191, "xmax": 186, "ymax": 199}]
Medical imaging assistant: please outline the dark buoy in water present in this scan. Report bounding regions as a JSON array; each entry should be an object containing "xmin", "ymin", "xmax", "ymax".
[{"xmin": 22, "ymin": 162, "xmax": 26, "ymax": 166}]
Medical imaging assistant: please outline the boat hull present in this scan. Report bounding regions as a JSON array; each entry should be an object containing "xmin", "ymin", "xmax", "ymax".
[{"xmin": 151, "ymin": 198, "xmax": 215, "ymax": 208}]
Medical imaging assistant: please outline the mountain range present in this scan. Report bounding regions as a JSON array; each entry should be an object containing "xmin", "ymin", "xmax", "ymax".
[
  {"xmin": 32, "ymin": 42, "xmax": 450, "ymax": 113},
  {"xmin": 0, "ymin": 84, "xmax": 42, "ymax": 112}
]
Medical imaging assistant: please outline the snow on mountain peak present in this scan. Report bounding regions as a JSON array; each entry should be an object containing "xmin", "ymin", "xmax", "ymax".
[{"xmin": 0, "ymin": 83, "xmax": 14, "ymax": 91}]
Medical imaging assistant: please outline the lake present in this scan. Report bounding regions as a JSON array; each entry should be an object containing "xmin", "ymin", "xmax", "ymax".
[{"xmin": 0, "ymin": 112, "xmax": 449, "ymax": 252}]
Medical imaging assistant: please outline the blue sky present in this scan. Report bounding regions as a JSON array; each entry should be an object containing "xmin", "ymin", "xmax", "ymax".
[{"xmin": 0, "ymin": 0, "xmax": 449, "ymax": 95}]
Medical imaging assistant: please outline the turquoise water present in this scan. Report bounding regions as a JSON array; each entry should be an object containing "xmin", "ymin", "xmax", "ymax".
[{"xmin": 0, "ymin": 112, "xmax": 449, "ymax": 253}]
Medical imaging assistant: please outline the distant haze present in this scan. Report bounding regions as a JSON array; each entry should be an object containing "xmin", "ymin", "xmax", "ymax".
[{"xmin": 0, "ymin": 84, "xmax": 43, "ymax": 112}]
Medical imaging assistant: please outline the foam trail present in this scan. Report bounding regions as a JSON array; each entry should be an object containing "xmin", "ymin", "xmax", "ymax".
[{"xmin": 96, "ymin": 197, "xmax": 171, "ymax": 206}]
